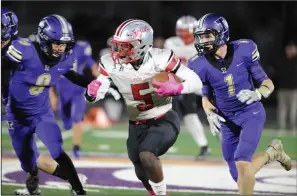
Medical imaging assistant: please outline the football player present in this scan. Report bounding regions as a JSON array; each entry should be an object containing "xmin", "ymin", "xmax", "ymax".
[
  {"xmin": 85, "ymin": 19, "xmax": 203, "ymax": 195},
  {"xmin": 164, "ymin": 15, "xmax": 210, "ymax": 159},
  {"xmin": 186, "ymin": 13, "xmax": 291, "ymax": 195},
  {"xmin": 2, "ymin": 14, "xmax": 93, "ymax": 195}
]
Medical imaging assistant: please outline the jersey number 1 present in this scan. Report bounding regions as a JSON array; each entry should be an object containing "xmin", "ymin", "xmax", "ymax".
[
  {"xmin": 224, "ymin": 74, "xmax": 235, "ymax": 97},
  {"xmin": 131, "ymin": 83, "xmax": 153, "ymax": 111}
]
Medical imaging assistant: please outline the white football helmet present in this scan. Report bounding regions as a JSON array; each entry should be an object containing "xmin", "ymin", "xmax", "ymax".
[
  {"xmin": 176, "ymin": 15, "xmax": 198, "ymax": 45},
  {"xmin": 111, "ymin": 19, "xmax": 153, "ymax": 64}
]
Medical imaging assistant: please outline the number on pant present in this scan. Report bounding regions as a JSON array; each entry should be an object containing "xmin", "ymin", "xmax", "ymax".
[
  {"xmin": 29, "ymin": 73, "xmax": 52, "ymax": 96},
  {"xmin": 224, "ymin": 74, "xmax": 235, "ymax": 97},
  {"xmin": 131, "ymin": 82, "xmax": 153, "ymax": 111}
]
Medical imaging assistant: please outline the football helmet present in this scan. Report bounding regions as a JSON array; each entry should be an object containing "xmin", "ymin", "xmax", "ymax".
[
  {"xmin": 37, "ymin": 14, "xmax": 75, "ymax": 57},
  {"xmin": 176, "ymin": 15, "xmax": 198, "ymax": 45},
  {"xmin": 111, "ymin": 19, "xmax": 153, "ymax": 64},
  {"xmin": 194, "ymin": 13, "xmax": 229, "ymax": 56},
  {"xmin": 1, "ymin": 8, "xmax": 18, "ymax": 42}
]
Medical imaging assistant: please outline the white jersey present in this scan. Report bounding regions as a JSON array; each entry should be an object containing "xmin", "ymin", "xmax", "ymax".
[
  {"xmin": 99, "ymin": 48, "xmax": 181, "ymax": 121},
  {"xmin": 164, "ymin": 36, "xmax": 197, "ymax": 65}
]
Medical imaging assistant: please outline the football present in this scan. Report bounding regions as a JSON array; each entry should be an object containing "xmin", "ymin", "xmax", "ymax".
[{"xmin": 152, "ymin": 72, "xmax": 182, "ymax": 89}]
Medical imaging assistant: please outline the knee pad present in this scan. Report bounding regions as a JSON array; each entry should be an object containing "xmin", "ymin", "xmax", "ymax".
[{"xmin": 226, "ymin": 160, "xmax": 238, "ymax": 182}]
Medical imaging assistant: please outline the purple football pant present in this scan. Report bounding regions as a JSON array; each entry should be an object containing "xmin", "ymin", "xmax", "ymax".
[
  {"xmin": 8, "ymin": 110, "xmax": 64, "ymax": 173},
  {"xmin": 220, "ymin": 103, "xmax": 266, "ymax": 182},
  {"xmin": 58, "ymin": 95, "xmax": 86, "ymax": 130}
]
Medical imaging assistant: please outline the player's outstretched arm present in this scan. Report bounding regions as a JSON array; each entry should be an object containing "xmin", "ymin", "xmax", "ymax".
[
  {"xmin": 175, "ymin": 64, "xmax": 203, "ymax": 95},
  {"xmin": 84, "ymin": 74, "xmax": 111, "ymax": 103},
  {"xmin": 49, "ymin": 87, "xmax": 58, "ymax": 112},
  {"xmin": 63, "ymin": 70, "xmax": 93, "ymax": 87}
]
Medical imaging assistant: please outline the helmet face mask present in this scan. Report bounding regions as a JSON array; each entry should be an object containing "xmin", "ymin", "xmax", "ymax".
[
  {"xmin": 194, "ymin": 29, "xmax": 219, "ymax": 56},
  {"xmin": 110, "ymin": 19, "xmax": 153, "ymax": 65},
  {"xmin": 194, "ymin": 13, "xmax": 230, "ymax": 56},
  {"xmin": 111, "ymin": 38, "xmax": 140, "ymax": 64}
]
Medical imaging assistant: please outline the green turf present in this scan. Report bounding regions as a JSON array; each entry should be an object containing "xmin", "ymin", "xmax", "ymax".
[
  {"xmin": 2, "ymin": 123, "xmax": 297, "ymax": 160},
  {"xmin": 1, "ymin": 184, "xmax": 228, "ymax": 195}
]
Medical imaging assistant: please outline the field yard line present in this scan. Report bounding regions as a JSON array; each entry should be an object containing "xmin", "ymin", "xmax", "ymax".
[
  {"xmin": 2, "ymin": 182, "xmax": 276, "ymax": 195},
  {"xmin": 2, "ymin": 182, "xmax": 101, "ymax": 193}
]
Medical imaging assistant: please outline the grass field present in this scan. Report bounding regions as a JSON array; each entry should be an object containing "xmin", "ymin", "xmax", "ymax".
[{"xmin": 2, "ymin": 122, "xmax": 297, "ymax": 195}]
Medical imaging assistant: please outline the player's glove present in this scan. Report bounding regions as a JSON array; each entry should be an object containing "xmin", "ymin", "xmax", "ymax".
[
  {"xmin": 206, "ymin": 110, "xmax": 226, "ymax": 136},
  {"xmin": 152, "ymin": 74, "xmax": 183, "ymax": 96},
  {"xmin": 87, "ymin": 80, "xmax": 102, "ymax": 97},
  {"xmin": 107, "ymin": 87, "xmax": 121, "ymax": 100},
  {"xmin": 236, "ymin": 89, "xmax": 261, "ymax": 105}
]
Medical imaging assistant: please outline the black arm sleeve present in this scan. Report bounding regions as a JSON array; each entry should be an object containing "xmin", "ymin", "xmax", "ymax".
[
  {"xmin": 63, "ymin": 70, "xmax": 93, "ymax": 88},
  {"xmin": 2, "ymin": 56, "xmax": 20, "ymax": 70}
]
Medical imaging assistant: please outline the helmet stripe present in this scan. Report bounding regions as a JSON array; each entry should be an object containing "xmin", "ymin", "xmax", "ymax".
[
  {"xmin": 198, "ymin": 13, "xmax": 212, "ymax": 29},
  {"xmin": 115, "ymin": 19, "xmax": 137, "ymax": 36},
  {"xmin": 53, "ymin": 14, "xmax": 69, "ymax": 37}
]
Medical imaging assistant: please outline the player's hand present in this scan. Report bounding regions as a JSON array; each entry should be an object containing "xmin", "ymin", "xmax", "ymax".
[
  {"xmin": 87, "ymin": 80, "xmax": 102, "ymax": 97},
  {"xmin": 153, "ymin": 74, "xmax": 183, "ymax": 96},
  {"xmin": 236, "ymin": 89, "xmax": 261, "ymax": 105},
  {"xmin": 107, "ymin": 87, "xmax": 121, "ymax": 100},
  {"xmin": 206, "ymin": 110, "xmax": 225, "ymax": 136}
]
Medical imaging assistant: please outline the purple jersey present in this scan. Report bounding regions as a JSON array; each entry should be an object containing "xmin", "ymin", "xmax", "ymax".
[
  {"xmin": 5, "ymin": 37, "xmax": 75, "ymax": 119},
  {"xmin": 1, "ymin": 36, "xmax": 20, "ymax": 106},
  {"xmin": 55, "ymin": 40, "xmax": 96, "ymax": 98},
  {"xmin": 189, "ymin": 39, "xmax": 268, "ymax": 113}
]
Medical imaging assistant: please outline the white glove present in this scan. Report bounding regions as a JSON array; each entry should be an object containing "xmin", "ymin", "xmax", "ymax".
[
  {"xmin": 107, "ymin": 87, "xmax": 121, "ymax": 100},
  {"xmin": 236, "ymin": 89, "xmax": 261, "ymax": 105},
  {"xmin": 206, "ymin": 111, "xmax": 226, "ymax": 136}
]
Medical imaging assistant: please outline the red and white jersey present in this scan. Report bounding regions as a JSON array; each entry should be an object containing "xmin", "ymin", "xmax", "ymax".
[
  {"xmin": 164, "ymin": 36, "xmax": 197, "ymax": 65},
  {"xmin": 99, "ymin": 48, "xmax": 181, "ymax": 121}
]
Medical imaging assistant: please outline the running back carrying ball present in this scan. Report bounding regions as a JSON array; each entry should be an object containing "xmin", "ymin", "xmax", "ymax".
[{"xmin": 152, "ymin": 72, "xmax": 182, "ymax": 89}]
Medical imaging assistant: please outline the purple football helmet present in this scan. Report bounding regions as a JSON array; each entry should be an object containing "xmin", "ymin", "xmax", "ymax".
[
  {"xmin": 37, "ymin": 14, "xmax": 75, "ymax": 57},
  {"xmin": 1, "ymin": 8, "xmax": 18, "ymax": 42},
  {"xmin": 194, "ymin": 13, "xmax": 229, "ymax": 55}
]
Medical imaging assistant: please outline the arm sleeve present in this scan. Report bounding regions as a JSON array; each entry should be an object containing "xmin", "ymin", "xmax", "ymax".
[
  {"xmin": 174, "ymin": 64, "xmax": 203, "ymax": 95},
  {"xmin": 244, "ymin": 40, "xmax": 269, "ymax": 84},
  {"xmin": 63, "ymin": 70, "xmax": 93, "ymax": 87}
]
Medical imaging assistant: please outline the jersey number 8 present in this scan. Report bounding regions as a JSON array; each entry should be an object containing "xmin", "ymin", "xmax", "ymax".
[{"xmin": 29, "ymin": 74, "xmax": 52, "ymax": 96}]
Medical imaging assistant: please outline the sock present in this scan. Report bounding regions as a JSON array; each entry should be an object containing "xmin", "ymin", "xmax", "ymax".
[
  {"xmin": 184, "ymin": 113, "xmax": 208, "ymax": 147},
  {"xmin": 52, "ymin": 164, "xmax": 68, "ymax": 181},
  {"xmin": 73, "ymin": 145, "xmax": 80, "ymax": 151},
  {"xmin": 54, "ymin": 152, "xmax": 84, "ymax": 193},
  {"xmin": 149, "ymin": 180, "xmax": 167, "ymax": 195}
]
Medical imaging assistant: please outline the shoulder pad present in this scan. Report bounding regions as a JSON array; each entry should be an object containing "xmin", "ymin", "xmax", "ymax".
[
  {"xmin": 235, "ymin": 39, "xmax": 260, "ymax": 62},
  {"xmin": 99, "ymin": 54, "xmax": 114, "ymax": 76},
  {"xmin": 6, "ymin": 38, "xmax": 33, "ymax": 63},
  {"xmin": 150, "ymin": 48, "xmax": 180, "ymax": 72}
]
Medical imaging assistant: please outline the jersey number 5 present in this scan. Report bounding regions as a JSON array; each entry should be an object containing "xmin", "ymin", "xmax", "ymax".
[
  {"xmin": 131, "ymin": 83, "xmax": 153, "ymax": 111},
  {"xmin": 224, "ymin": 74, "xmax": 235, "ymax": 97},
  {"xmin": 29, "ymin": 73, "xmax": 52, "ymax": 96}
]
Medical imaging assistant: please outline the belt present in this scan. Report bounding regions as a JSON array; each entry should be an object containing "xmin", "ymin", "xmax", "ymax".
[{"xmin": 129, "ymin": 112, "xmax": 167, "ymax": 125}]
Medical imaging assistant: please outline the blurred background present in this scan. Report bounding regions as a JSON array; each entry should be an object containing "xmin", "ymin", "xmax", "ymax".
[
  {"xmin": 2, "ymin": 1, "xmax": 297, "ymax": 195},
  {"xmin": 2, "ymin": 1, "xmax": 297, "ymax": 131}
]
